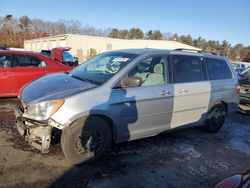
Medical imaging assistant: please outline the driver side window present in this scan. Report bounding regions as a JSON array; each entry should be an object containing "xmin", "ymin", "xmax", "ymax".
[{"xmin": 126, "ymin": 55, "xmax": 168, "ymax": 87}]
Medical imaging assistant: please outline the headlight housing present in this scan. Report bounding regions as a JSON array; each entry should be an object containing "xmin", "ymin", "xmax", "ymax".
[{"xmin": 22, "ymin": 99, "xmax": 64, "ymax": 121}]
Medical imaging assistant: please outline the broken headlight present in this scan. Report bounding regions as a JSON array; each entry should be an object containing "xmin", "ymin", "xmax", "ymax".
[{"xmin": 22, "ymin": 99, "xmax": 64, "ymax": 121}]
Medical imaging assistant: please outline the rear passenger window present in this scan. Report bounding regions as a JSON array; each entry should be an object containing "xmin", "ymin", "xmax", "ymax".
[
  {"xmin": 12, "ymin": 55, "xmax": 47, "ymax": 67},
  {"xmin": 205, "ymin": 58, "xmax": 232, "ymax": 80},
  {"xmin": 172, "ymin": 55, "xmax": 203, "ymax": 83}
]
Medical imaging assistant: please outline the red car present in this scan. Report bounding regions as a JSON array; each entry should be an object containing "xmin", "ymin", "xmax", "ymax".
[
  {"xmin": 0, "ymin": 49, "xmax": 73, "ymax": 98},
  {"xmin": 215, "ymin": 170, "xmax": 250, "ymax": 188}
]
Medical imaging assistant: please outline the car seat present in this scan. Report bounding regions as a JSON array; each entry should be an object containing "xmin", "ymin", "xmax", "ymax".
[
  {"xmin": 142, "ymin": 63, "xmax": 164, "ymax": 86},
  {"xmin": 134, "ymin": 62, "xmax": 151, "ymax": 82}
]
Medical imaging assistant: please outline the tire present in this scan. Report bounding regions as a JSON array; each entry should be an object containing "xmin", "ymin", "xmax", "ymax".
[
  {"xmin": 61, "ymin": 116, "xmax": 112, "ymax": 165},
  {"xmin": 205, "ymin": 103, "xmax": 227, "ymax": 133}
]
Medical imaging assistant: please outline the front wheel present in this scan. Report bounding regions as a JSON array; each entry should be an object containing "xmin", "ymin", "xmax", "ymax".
[
  {"xmin": 204, "ymin": 103, "xmax": 227, "ymax": 133},
  {"xmin": 61, "ymin": 116, "xmax": 112, "ymax": 165}
]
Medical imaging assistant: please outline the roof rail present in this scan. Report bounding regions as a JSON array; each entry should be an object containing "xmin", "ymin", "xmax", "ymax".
[
  {"xmin": 201, "ymin": 50, "xmax": 218, "ymax": 55},
  {"xmin": 175, "ymin": 48, "xmax": 217, "ymax": 55}
]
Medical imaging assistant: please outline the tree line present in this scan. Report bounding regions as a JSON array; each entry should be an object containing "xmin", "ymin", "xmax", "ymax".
[
  {"xmin": 0, "ymin": 15, "xmax": 109, "ymax": 48},
  {"xmin": 0, "ymin": 15, "xmax": 250, "ymax": 61},
  {"xmin": 108, "ymin": 29, "xmax": 250, "ymax": 61}
]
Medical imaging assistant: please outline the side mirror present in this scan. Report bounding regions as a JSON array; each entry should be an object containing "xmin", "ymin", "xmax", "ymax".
[{"xmin": 120, "ymin": 76, "xmax": 142, "ymax": 88}]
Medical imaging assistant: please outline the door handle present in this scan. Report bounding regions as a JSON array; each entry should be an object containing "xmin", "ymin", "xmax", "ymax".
[
  {"xmin": 160, "ymin": 90, "xmax": 170, "ymax": 96},
  {"xmin": 179, "ymin": 89, "xmax": 188, "ymax": 94}
]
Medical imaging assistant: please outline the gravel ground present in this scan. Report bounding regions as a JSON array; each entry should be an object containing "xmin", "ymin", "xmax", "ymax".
[{"xmin": 0, "ymin": 99, "xmax": 249, "ymax": 188}]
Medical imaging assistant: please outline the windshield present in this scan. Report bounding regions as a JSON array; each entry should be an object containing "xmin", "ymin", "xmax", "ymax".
[
  {"xmin": 70, "ymin": 52, "xmax": 138, "ymax": 85},
  {"xmin": 63, "ymin": 51, "xmax": 74, "ymax": 62}
]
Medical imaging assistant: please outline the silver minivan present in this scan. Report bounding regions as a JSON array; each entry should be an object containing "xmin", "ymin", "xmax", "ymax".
[{"xmin": 15, "ymin": 49, "xmax": 239, "ymax": 164}]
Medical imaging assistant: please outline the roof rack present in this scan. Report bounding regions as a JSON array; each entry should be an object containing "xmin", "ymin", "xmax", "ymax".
[{"xmin": 175, "ymin": 48, "xmax": 217, "ymax": 55}]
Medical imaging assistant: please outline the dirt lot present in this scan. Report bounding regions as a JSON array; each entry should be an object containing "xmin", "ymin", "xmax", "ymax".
[{"xmin": 0, "ymin": 99, "xmax": 249, "ymax": 188}]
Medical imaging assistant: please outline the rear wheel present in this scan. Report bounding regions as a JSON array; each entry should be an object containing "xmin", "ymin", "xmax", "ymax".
[
  {"xmin": 61, "ymin": 116, "xmax": 112, "ymax": 165},
  {"xmin": 205, "ymin": 103, "xmax": 227, "ymax": 133}
]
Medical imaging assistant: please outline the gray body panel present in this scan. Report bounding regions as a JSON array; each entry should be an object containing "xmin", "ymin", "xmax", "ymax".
[
  {"xmin": 21, "ymin": 73, "xmax": 96, "ymax": 105},
  {"xmin": 114, "ymin": 84, "xmax": 174, "ymax": 141},
  {"xmin": 209, "ymin": 79, "xmax": 239, "ymax": 112}
]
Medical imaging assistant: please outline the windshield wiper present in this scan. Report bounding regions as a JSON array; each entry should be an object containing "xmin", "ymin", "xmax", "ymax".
[
  {"xmin": 69, "ymin": 74, "xmax": 101, "ymax": 85},
  {"xmin": 69, "ymin": 74, "xmax": 85, "ymax": 81},
  {"xmin": 81, "ymin": 77, "xmax": 101, "ymax": 85}
]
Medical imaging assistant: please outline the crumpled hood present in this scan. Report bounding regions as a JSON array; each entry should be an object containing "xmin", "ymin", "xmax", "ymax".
[{"xmin": 21, "ymin": 73, "xmax": 97, "ymax": 104}]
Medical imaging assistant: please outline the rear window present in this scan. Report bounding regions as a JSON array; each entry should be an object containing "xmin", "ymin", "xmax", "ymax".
[{"xmin": 205, "ymin": 58, "xmax": 232, "ymax": 80}]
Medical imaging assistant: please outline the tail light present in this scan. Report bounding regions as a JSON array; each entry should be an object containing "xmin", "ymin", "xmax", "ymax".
[{"xmin": 235, "ymin": 85, "xmax": 240, "ymax": 94}]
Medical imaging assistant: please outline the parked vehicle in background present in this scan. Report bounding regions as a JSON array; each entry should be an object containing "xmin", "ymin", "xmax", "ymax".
[
  {"xmin": 238, "ymin": 68, "xmax": 250, "ymax": 104},
  {"xmin": 215, "ymin": 170, "xmax": 250, "ymax": 188},
  {"xmin": 40, "ymin": 47, "xmax": 78, "ymax": 67},
  {"xmin": 234, "ymin": 68, "xmax": 246, "ymax": 77},
  {"xmin": 234, "ymin": 63, "xmax": 247, "ymax": 69},
  {"xmin": 240, "ymin": 67, "xmax": 250, "ymax": 81},
  {"xmin": 0, "ymin": 50, "xmax": 73, "ymax": 98},
  {"xmin": 231, "ymin": 62, "xmax": 249, "ymax": 79},
  {"xmin": 0, "ymin": 46, "xmax": 9, "ymax": 50},
  {"xmin": 40, "ymin": 50, "xmax": 51, "ymax": 58},
  {"xmin": 16, "ymin": 48, "xmax": 239, "ymax": 164},
  {"xmin": 231, "ymin": 62, "xmax": 249, "ymax": 70}
]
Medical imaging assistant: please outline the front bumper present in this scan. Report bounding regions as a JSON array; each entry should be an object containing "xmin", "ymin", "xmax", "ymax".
[{"xmin": 15, "ymin": 105, "xmax": 52, "ymax": 153}]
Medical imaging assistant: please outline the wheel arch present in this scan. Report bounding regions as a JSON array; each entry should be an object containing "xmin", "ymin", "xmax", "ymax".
[
  {"xmin": 220, "ymin": 101, "xmax": 228, "ymax": 115},
  {"xmin": 208, "ymin": 100, "xmax": 228, "ymax": 114}
]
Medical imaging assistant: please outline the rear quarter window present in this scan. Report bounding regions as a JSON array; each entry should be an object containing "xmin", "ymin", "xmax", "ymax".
[{"xmin": 205, "ymin": 58, "xmax": 233, "ymax": 80}]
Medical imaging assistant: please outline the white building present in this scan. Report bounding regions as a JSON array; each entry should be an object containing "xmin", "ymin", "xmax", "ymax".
[{"xmin": 24, "ymin": 34, "xmax": 200, "ymax": 62}]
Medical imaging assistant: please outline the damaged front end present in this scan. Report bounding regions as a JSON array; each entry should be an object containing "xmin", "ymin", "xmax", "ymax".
[
  {"xmin": 16, "ymin": 118, "xmax": 52, "ymax": 153},
  {"xmin": 15, "ymin": 100, "xmax": 64, "ymax": 153}
]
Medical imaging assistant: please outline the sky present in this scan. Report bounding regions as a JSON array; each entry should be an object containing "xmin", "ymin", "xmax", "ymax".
[{"xmin": 1, "ymin": 0, "xmax": 250, "ymax": 46}]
